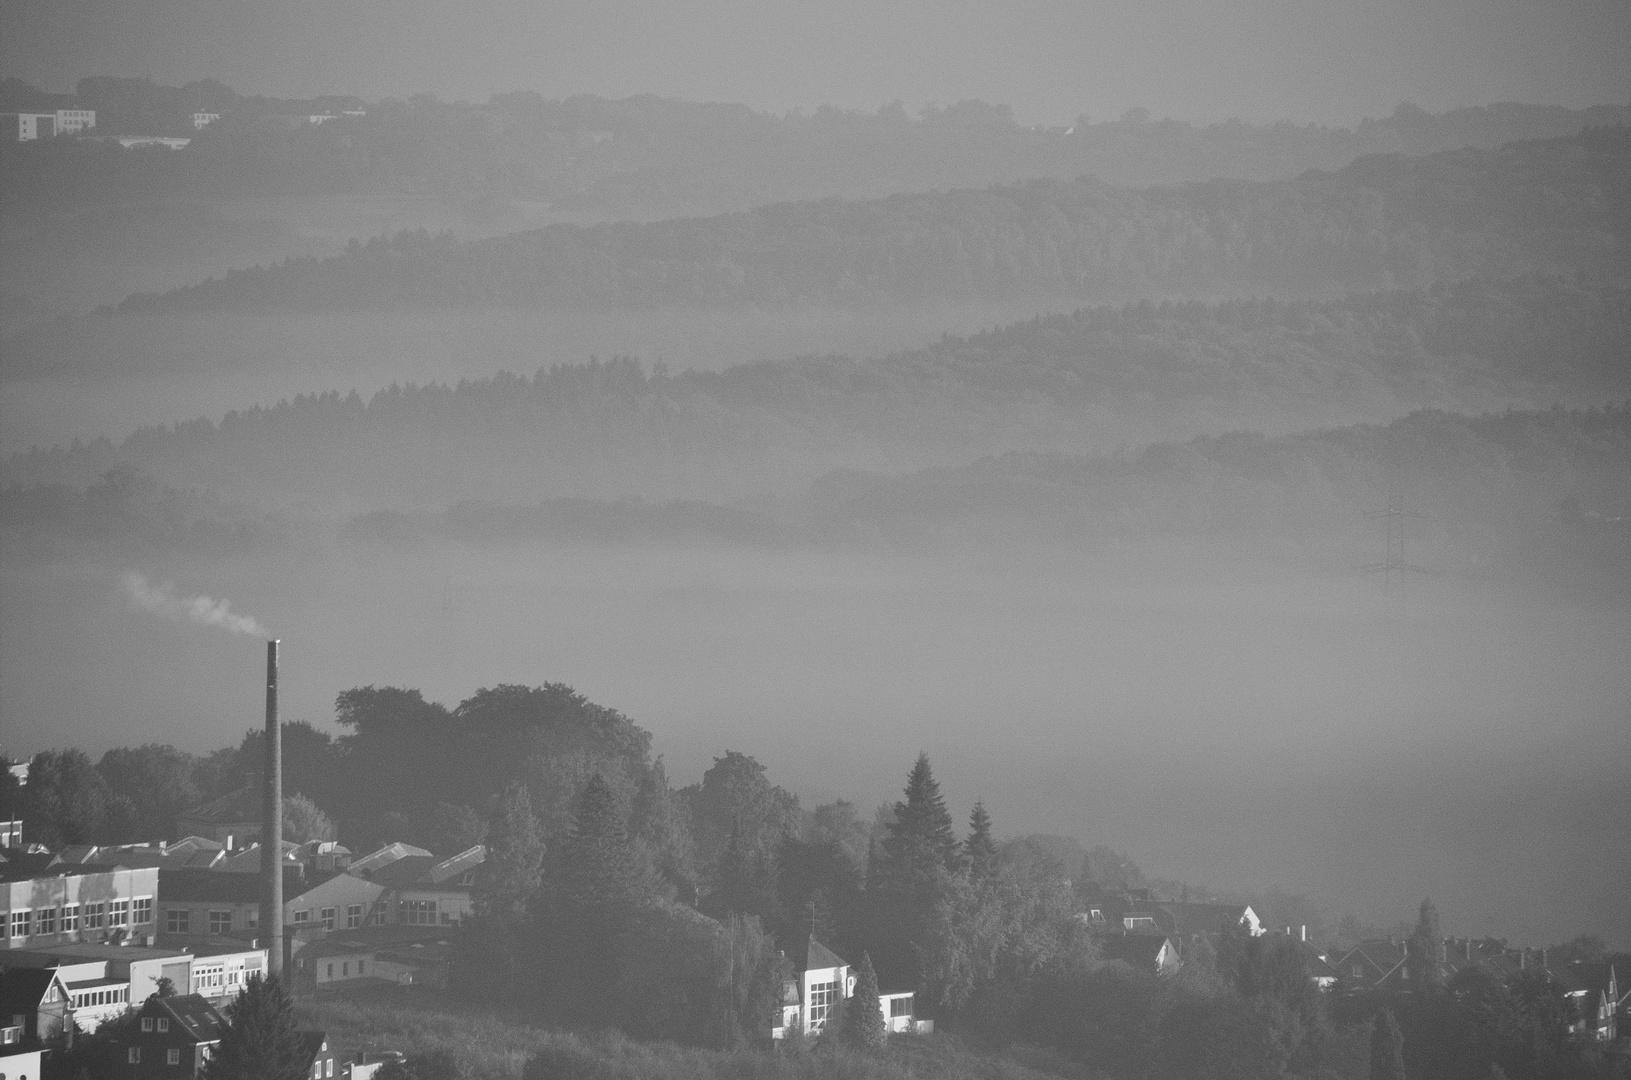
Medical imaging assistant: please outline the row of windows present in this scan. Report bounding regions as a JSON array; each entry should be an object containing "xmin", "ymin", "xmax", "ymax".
[
  {"xmin": 323, "ymin": 959, "xmax": 365, "ymax": 980},
  {"xmin": 807, "ymin": 980, "xmax": 837, "ymax": 1029},
  {"xmin": 71, "ymin": 986, "xmax": 129, "ymax": 1009},
  {"xmin": 400, "ymin": 899, "xmax": 439, "ymax": 926},
  {"xmin": 166, "ymin": 901, "xmax": 379, "ymax": 935},
  {"xmin": 4, "ymin": 898, "xmax": 153, "ymax": 938}
]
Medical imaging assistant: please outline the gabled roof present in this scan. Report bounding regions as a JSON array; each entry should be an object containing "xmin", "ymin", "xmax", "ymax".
[
  {"xmin": 216, "ymin": 841, "xmax": 301, "ymax": 874},
  {"xmin": 799, "ymin": 937, "xmax": 848, "ymax": 973},
  {"xmin": 0, "ymin": 850, "xmax": 64, "ymax": 882},
  {"xmin": 364, "ymin": 855, "xmax": 437, "ymax": 888},
  {"xmin": 0, "ymin": 968, "xmax": 66, "ymax": 1012},
  {"xmin": 1164, "ymin": 902, "xmax": 1252, "ymax": 937},
  {"xmin": 349, "ymin": 842, "xmax": 431, "ymax": 874},
  {"xmin": 147, "ymin": 994, "xmax": 227, "ymax": 1043},
  {"xmin": 297, "ymin": 1030, "xmax": 331, "ymax": 1064},
  {"xmin": 177, "ymin": 786, "xmax": 262, "ymax": 826}
]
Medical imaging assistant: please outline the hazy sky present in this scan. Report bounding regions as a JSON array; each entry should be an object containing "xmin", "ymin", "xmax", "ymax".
[{"xmin": 4, "ymin": 0, "xmax": 1630, "ymax": 125}]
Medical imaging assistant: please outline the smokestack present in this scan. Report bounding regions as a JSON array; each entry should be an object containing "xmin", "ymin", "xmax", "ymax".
[{"xmin": 263, "ymin": 639, "xmax": 284, "ymax": 977}]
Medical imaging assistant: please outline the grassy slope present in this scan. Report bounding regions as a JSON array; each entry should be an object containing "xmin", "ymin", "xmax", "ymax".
[{"xmin": 297, "ymin": 985, "xmax": 1083, "ymax": 1080}]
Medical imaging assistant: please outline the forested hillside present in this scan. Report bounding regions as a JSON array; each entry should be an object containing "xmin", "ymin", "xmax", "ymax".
[
  {"xmin": 8, "ymin": 277, "xmax": 1626, "ymax": 509},
  {"xmin": 119, "ymin": 128, "xmax": 1631, "ymax": 315},
  {"xmin": 5, "ymin": 76, "xmax": 1628, "ymax": 215}
]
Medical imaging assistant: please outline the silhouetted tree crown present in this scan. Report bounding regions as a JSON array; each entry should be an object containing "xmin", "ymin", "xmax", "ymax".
[
  {"xmin": 201, "ymin": 973, "xmax": 306, "ymax": 1080},
  {"xmin": 965, "ymin": 800, "xmax": 998, "ymax": 882}
]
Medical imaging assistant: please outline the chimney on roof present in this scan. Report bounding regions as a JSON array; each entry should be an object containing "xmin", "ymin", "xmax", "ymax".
[{"xmin": 262, "ymin": 639, "xmax": 284, "ymax": 978}]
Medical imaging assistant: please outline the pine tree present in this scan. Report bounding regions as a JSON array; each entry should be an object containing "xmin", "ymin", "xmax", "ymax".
[
  {"xmin": 882, "ymin": 753, "xmax": 961, "ymax": 892},
  {"xmin": 202, "ymin": 974, "xmax": 307, "ymax": 1080},
  {"xmin": 557, "ymin": 772, "xmax": 647, "ymax": 909},
  {"xmin": 965, "ymin": 800, "xmax": 998, "ymax": 882},
  {"xmin": 1369, "ymin": 1007, "xmax": 1408, "ymax": 1080},
  {"xmin": 844, "ymin": 952, "xmax": 887, "ymax": 1049}
]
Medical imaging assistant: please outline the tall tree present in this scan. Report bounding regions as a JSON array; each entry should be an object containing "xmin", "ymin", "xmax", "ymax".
[
  {"xmin": 556, "ymin": 772, "xmax": 648, "ymax": 910},
  {"xmin": 880, "ymin": 753, "xmax": 962, "ymax": 893},
  {"xmin": 1408, "ymin": 897, "xmax": 1443, "ymax": 989},
  {"xmin": 22, "ymin": 749, "xmax": 132, "ymax": 847},
  {"xmin": 476, "ymin": 782, "xmax": 545, "ymax": 923},
  {"xmin": 1370, "ymin": 1008, "xmax": 1407, "ymax": 1080},
  {"xmin": 281, "ymin": 793, "xmax": 335, "ymax": 845},
  {"xmin": 965, "ymin": 801, "xmax": 998, "ymax": 882},
  {"xmin": 95, "ymin": 744, "xmax": 199, "ymax": 840},
  {"xmin": 844, "ymin": 952, "xmax": 887, "ymax": 1049},
  {"xmin": 201, "ymin": 974, "xmax": 307, "ymax": 1080}
]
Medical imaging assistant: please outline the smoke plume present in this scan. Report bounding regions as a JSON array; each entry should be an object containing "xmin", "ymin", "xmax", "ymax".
[{"xmin": 121, "ymin": 571, "xmax": 267, "ymax": 637}]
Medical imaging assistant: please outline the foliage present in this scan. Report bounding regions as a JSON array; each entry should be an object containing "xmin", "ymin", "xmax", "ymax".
[
  {"xmin": 203, "ymin": 974, "xmax": 309, "ymax": 1080},
  {"xmin": 1370, "ymin": 1008, "xmax": 1406, "ymax": 1080},
  {"xmin": 21, "ymin": 748, "xmax": 133, "ymax": 847},
  {"xmin": 282, "ymin": 792, "xmax": 336, "ymax": 844},
  {"xmin": 845, "ymin": 953, "xmax": 887, "ymax": 1050},
  {"xmin": 965, "ymin": 803, "xmax": 998, "ymax": 884},
  {"xmin": 94, "ymin": 743, "xmax": 200, "ymax": 840}
]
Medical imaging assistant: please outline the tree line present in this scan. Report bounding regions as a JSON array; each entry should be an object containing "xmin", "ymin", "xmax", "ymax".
[
  {"xmin": 6, "ymin": 74, "xmax": 1629, "ymax": 217},
  {"xmin": 116, "ymin": 128, "xmax": 1631, "ymax": 315}
]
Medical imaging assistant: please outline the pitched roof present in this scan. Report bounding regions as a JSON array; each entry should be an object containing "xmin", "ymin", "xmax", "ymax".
[
  {"xmin": 159, "ymin": 866, "xmax": 317, "ymax": 903},
  {"xmin": 297, "ymin": 1030, "xmax": 330, "ymax": 1064},
  {"xmin": 349, "ymin": 842, "xmax": 431, "ymax": 874},
  {"xmin": 296, "ymin": 924, "xmax": 450, "ymax": 960},
  {"xmin": 0, "ymin": 850, "xmax": 64, "ymax": 882},
  {"xmin": 363, "ymin": 855, "xmax": 437, "ymax": 887},
  {"xmin": 0, "ymin": 968, "xmax": 64, "ymax": 1011},
  {"xmin": 177, "ymin": 786, "xmax": 262, "ymax": 826},
  {"xmin": 1164, "ymin": 902, "xmax": 1251, "ymax": 937},
  {"xmin": 151, "ymin": 994, "xmax": 227, "ymax": 1042},
  {"xmin": 800, "ymin": 937, "xmax": 849, "ymax": 973}
]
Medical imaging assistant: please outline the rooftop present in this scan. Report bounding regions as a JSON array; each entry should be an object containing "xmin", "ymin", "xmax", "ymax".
[{"xmin": 177, "ymin": 786, "xmax": 261, "ymax": 826}]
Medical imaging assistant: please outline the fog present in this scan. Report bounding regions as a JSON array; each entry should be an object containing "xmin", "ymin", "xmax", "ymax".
[
  {"xmin": 3, "ymin": 5, "xmax": 1630, "ymax": 1053},
  {"xmin": 4, "ymin": 538, "xmax": 1628, "ymax": 947}
]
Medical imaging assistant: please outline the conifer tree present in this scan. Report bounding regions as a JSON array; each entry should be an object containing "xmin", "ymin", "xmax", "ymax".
[
  {"xmin": 881, "ymin": 753, "xmax": 961, "ymax": 892},
  {"xmin": 557, "ymin": 772, "xmax": 646, "ymax": 909},
  {"xmin": 844, "ymin": 952, "xmax": 887, "ymax": 1050},
  {"xmin": 1369, "ymin": 1007, "xmax": 1407, "ymax": 1080},
  {"xmin": 965, "ymin": 800, "xmax": 998, "ymax": 882},
  {"xmin": 202, "ymin": 974, "xmax": 307, "ymax": 1080}
]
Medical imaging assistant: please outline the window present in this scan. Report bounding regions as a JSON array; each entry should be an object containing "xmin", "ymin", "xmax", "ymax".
[
  {"xmin": 210, "ymin": 910, "xmax": 232, "ymax": 934},
  {"xmin": 36, "ymin": 907, "xmax": 57, "ymax": 935},
  {"xmin": 358, "ymin": 960, "xmax": 365, "ymax": 975},
  {"xmin": 321, "ymin": 907, "xmax": 336, "ymax": 930},
  {"xmin": 1352, "ymin": 964, "xmax": 1364, "ymax": 978},
  {"xmin": 157, "ymin": 1017, "xmax": 169, "ymax": 1032},
  {"xmin": 133, "ymin": 896, "xmax": 153, "ymax": 923},
  {"xmin": 83, "ymin": 902, "xmax": 105, "ymax": 929},
  {"xmin": 328, "ymin": 1060, "xmax": 334, "ymax": 1077},
  {"xmin": 111, "ymin": 899, "xmax": 129, "ymax": 926},
  {"xmin": 141, "ymin": 1017, "xmax": 154, "ymax": 1032},
  {"xmin": 341, "ymin": 962, "xmax": 349, "ymax": 977},
  {"xmin": 890, "ymin": 995, "xmax": 912, "ymax": 1017},
  {"xmin": 400, "ymin": 899, "xmax": 437, "ymax": 925},
  {"xmin": 807, "ymin": 980, "xmax": 837, "ymax": 1030},
  {"xmin": 167, "ymin": 909, "xmax": 190, "ymax": 934},
  {"xmin": 168, "ymin": 1049, "xmax": 182, "ymax": 1065},
  {"xmin": 1088, "ymin": 908, "xmax": 1106, "ymax": 926},
  {"xmin": 346, "ymin": 904, "xmax": 363, "ymax": 930},
  {"xmin": 129, "ymin": 1047, "xmax": 141, "ymax": 1063},
  {"xmin": 293, "ymin": 909, "xmax": 310, "ymax": 926},
  {"xmin": 61, "ymin": 904, "xmax": 79, "ymax": 932},
  {"xmin": 1124, "ymin": 916, "xmax": 1156, "ymax": 931},
  {"xmin": 196, "ymin": 966, "xmax": 223, "ymax": 992},
  {"xmin": 326, "ymin": 963, "xmax": 334, "ymax": 980},
  {"xmin": 9, "ymin": 910, "xmax": 29, "ymax": 939}
]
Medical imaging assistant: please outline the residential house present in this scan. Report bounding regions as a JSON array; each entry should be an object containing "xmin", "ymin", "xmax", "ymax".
[
  {"xmin": 191, "ymin": 112, "xmax": 220, "ymax": 130},
  {"xmin": 1552, "ymin": 962, "xmax": 1618, "ymax": 1042},
  {"xmin": 772, "ymin": 937, "xmax": 929, "ymax": 1039},
  {"xmin": 1099, "ymin": 935, "xmax": 1182, "ymax": 977},
  {"xmin": 298, "ymin": 1032, "xmax": 341, "ymax": 1079},
  {"xmin": 0, "ymin": 968, "xmax": 71, "ymax": 1052},
  {"xmin": 3, "ymin": 853, "xmax": 159, "ymax": 949},
  {"xmin": 54, "ymin": 109, "xmax": 95, "ymax": 133},
  {"xmin": 119, "ymin": 993, "xmax": 225, "ymax": 1076},
  {"xmin": 358, "ymin": 846, "xmax": 482, "ymax": 927},
  {"xmin": 174, "ymin": 788, "xmax": 262, "ymax": 850}
]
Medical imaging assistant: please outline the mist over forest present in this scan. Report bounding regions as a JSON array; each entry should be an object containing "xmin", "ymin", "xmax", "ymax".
[{"xmin": 2, "ymin": 47, "xmax": 1629, "ymax": 1080}]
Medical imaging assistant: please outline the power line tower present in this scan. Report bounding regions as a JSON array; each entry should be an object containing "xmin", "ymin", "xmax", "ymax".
[{"xmin": 1361, "ymin": 474, "xmax": 1428, "ymax": 602}]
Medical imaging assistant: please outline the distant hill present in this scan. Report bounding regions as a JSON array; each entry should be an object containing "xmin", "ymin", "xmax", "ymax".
[
  {"xmin": 4, "ymin": 77, "xmax": 1629, "ymax": 217},
  {"xmin": 121, "ymin": 129, "xmax": 1631, "ymax": 316},
  {"xmin": 9, "ymin": 276, "xmax": 1627, "ymax": 509}
]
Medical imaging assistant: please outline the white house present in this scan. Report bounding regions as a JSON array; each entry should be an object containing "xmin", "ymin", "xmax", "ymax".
[{"xmin": 772, "ymin": 937, "xmax": 929, "ymax": 1039}]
